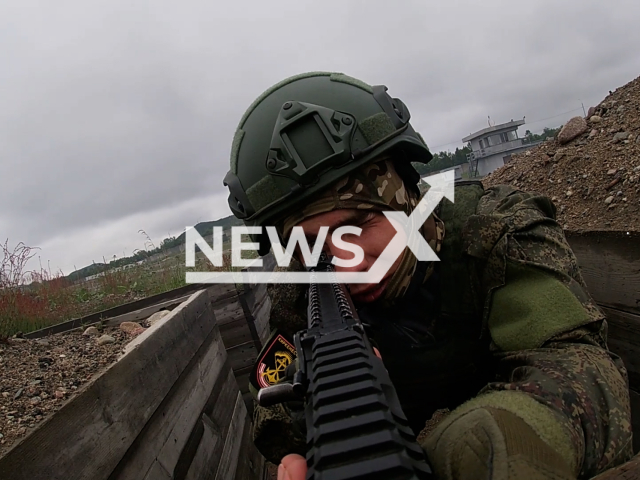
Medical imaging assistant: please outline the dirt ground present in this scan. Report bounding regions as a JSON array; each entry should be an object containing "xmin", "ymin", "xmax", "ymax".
[
  {"xmin": 483, "ymin": 74, "xmax": 640, "ymax": 232},
  {"xmin": 0, "ymin": 324, "xmax": 142, "ymax": 457}
]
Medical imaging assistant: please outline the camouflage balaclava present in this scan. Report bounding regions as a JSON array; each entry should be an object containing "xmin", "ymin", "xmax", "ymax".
[{"xmin": 280, "ymin": 157, "xmax": 444, "ymax": 305}]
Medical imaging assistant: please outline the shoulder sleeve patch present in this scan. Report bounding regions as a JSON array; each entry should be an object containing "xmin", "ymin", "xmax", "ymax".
[
  {"xmin": 488, "ymin": 261, "xmax": 592, "ymax": 351},
  {"xmin": 250, "ymin": 329, "xmax": 298, "ymax": 394}
]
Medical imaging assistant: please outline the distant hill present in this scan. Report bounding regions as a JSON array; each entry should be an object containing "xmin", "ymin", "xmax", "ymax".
[
  {"xmin": 168, "ymin": 215, "xmax": 244, "ymax": 247},
  {"xmin": 66, "ymin": 262, "xmax": 108, "ymax": 282},
  {"xmin": 66, "ymin": 214, "xmax": 243, "ymax": 281}
]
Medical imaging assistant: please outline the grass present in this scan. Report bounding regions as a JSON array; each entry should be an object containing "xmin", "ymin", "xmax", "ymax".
[{"xmin": 0, "ymin": 236, "xmax": 253, "ymax": 338}]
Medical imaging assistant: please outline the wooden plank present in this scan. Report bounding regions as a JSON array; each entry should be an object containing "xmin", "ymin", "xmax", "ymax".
[
  {"xmin": 226, "ymin": 341, "xmax": 258, "ymax": 372},
  {"xmin": 238, "ymin": 290, "xmax": 263, "ymax": 352},
  {"xmin": 248, "ymin": 285, "xmax": 270, "ymax": 333},
  {"xmin": 111, "ymin": 320, "xmax": 227, "ymax": 478},
  {"xmin": 219, "ymin": 318, "xmax": 255, "ymax": 350},
  {"xmin": 183, "ymin": 414, "xmax": 223, "ymax": 480},
  {"xmin": 253, "ymin": 296, "xmax": 272, "ymax": 345},
  {"xmin": 243, "ymin": 391, "xmax": 255, "ymax": 419},
  {"xmin": 243, "ymin": 282, "xmax": 266, "ymax": 314},
  {"xmin": 0, "ymin": 290, "xmax": 214, "ymax": 480},
  {"xmin": 214, "ymin": 392, "xmax": 247, "ymax": 480},
  {"xmin": 233, "ymin": 405, "xmax": 264, "ymax": 480},
  {"xmin": 566, "ymin": 232, "xmax": 640, "ymax": 313},
  {"xmin": 214, "ymin": 300, "xmax": 246, "ymax": 326},
  {"xmin": 156, "ymin": 333, "xmax": 226, "ymax": 474},
  {"xmin": 24, "ymin": 282, "xmax": 213, "ymax": 338},
  {"xmin": 103, "ymin": 294, "xmax": 193, "ymax": 327},
  {"xmin": 210, "ymin": 284, "xmax": 240, "ymax": 309},
  {"xmin": 209, "ymin": 283, "xmax": 238, "ymax": 301},
  {"xmin": 601, "ymin": 306, "xmax": 640, "ymax": 391},
  {"xmin": 143, "ymin": 460, "xmax": 172, "ymax": 480},
  {"xmin": 178, "ymin": 367, "xmax": 239, "ymax": 480},
  {"xmin": 234, "ymin": 366, "xmax": 252, "ymax": 394}
]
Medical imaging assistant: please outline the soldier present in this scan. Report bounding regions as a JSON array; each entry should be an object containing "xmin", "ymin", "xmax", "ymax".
[{"xmin": 223, "ymin": 72, "xmax": 633, "ymax": 480}]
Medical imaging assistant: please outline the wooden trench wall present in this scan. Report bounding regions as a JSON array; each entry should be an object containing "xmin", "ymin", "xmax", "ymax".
[
  {"xmin": 0, "ymin": 280, "xmax": 271, "ymax": 480},
  {"xmin": 566, "ymin": 231, "xmax": 640, "ymax": 454},
  {"xmin": 0, "ymin": 233, "xmax": 638, "ymax": 478}
]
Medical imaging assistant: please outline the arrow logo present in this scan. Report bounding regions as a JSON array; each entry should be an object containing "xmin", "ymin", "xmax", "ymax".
[{"xmin": 186, "ymin": 170, "xmax": 455, "ymax": 284}]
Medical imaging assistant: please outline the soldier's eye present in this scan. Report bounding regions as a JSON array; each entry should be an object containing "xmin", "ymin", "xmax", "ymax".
[{"xmin": 356, "ymin": 212, "xmax": 376, "ymax": 227}]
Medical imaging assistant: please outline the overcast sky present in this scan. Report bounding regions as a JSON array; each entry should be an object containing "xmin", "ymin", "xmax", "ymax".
[{"xmin": 2, "ymin": 0, "xmax": 640, "ymax": 275}]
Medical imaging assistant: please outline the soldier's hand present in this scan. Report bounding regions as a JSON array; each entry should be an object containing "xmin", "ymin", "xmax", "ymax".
[{"xmin": 278, "ymin": 454, "xmax": 306, "ymax": 480}]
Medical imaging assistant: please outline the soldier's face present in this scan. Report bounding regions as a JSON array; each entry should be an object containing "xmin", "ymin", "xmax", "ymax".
[{"xmin": 294, "ymin": 209, "xmax": 402, "ymax": 303}]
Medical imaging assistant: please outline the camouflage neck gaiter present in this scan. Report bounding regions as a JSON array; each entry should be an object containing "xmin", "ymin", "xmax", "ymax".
[{"xmin": 280, "ymin": 158, "xmax": 444, "ymax": 305}]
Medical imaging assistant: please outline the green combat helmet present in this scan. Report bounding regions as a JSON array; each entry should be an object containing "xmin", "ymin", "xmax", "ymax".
[{"xmin": 224, "ymin": 71, "xmax": 433, "ymax": 255}]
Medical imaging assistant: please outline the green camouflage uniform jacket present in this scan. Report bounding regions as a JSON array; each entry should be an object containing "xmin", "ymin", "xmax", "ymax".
[{"xmin": 252, "ymin": 182, "xmax": 633, "ymax": 478}]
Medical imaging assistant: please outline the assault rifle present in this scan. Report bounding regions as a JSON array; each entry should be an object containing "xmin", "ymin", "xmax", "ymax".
[{"xmin": 258, "ymin": 254, "xmax": 433, "ymax": 479}]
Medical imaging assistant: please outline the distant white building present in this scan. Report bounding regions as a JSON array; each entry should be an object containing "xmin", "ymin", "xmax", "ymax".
[{"xmin": 463, "ymin": 119, "xmax": 542, "ymax": 177}]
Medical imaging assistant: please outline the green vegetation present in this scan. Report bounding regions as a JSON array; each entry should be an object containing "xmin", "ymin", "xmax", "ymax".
[
  {"xmin": 66, "ymin": 216, "xmax": 243, "ymax": 282},
  {"xmin": 0, "ymin": 233, "xmax": 245, "ymax": 338},
  {"xmin": 523, "ymin": 126, "xmax": 561, "ymax": 144},
  {"xmin": 412, "ymin": 146, "xmax": 471, "ymax": 176}
]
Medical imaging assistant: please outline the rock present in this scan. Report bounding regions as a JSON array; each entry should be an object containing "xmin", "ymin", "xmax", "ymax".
[
  {"xmin": 553, "ymin": 152, "xmax": 565, "ymax": 162},
  {"xmin": 120, "ymin": 322, "xmax": 144, "ymax": 334},
  {"xmin": 607, "ymin": 169, "xmax": 617, "ymax": 175},
  {"xmin": 605, "ymin": 196, "xmax": 614, "ymax": 204},
  {"xmin": 147, "ymin": 310, "xmax": 170, "ymax": 327},
  {"xmin": 54, "ymin": 390, "xmax": 65, "ymax": 399},
  {"xmin": 589, "ymin": 129, "xmax": 598, "ymax": 138},
  {"xmin": 13, "ymin": 388, "xmax": 23, "ymax": 400},
  {"xmin": 589, "ymin": 115, "xmax": 602, "ymax": 124},
  {"xmin": 96, "ymin": 335, "xmax": 115, "ymax": 346},
  {"xmin": 557, "ymin": 117, "xmax": 588, "ymax": 145},
  {"xmin": 566, "ymin": 190, "xmax": 573, "ymax": 197},
  {"xmin": 605, "ymin": 177, "xmax": 620, "ymax": 190},
  {"xmin": 612, "ymin": 132, "xmax": 630, "ymax": 143},
  {"xmin": 82, "ymin": 326, "xmax": 100, "ymax": 336},
  {"xmin": 30, "ymin": 396, "xmax": 41, "ymax": 405},
  {"xmin": 587, "ymin": 106, "xmax": 596, "ymax": 117},
  {"xmin": 35, "ymin": 339, "xmax": 50, "ymax": 347}
]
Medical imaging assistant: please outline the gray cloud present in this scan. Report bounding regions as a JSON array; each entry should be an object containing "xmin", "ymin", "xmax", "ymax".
[{"xmin": 1, "ymin": 0, "xmax": 640, "ymax": 273}]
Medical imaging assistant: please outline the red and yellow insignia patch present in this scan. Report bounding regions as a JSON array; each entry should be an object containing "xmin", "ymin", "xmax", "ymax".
[{"xmin": 251, "ymin": 331, "xmax": 297, "ymax": 391}]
